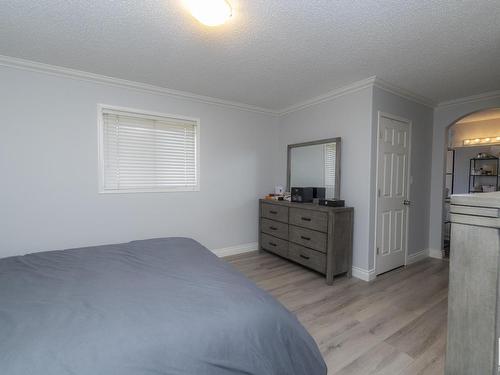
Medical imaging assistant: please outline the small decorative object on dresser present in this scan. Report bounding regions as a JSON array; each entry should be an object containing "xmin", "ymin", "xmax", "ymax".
[{"xmin": 259, "ymin": 199, "xmax": 354, "ymax": 285}]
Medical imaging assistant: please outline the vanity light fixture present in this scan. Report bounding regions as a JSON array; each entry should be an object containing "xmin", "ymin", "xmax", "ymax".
[
  {"xmin": 183, "ymin": 0, "xmax": 232, "ymax": 27},
  {"xmin": 463, "ymin": 136, "xmax": 500, "ymax": 146}
]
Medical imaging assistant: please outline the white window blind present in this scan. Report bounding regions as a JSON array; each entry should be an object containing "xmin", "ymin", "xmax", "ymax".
[
  {"xmin": 99, "ymin": 107, "xmax": 199, "ymax": 193},
  {"xmin": 324, "ymin": 143, "xmax": 336, "ymax": 198}
]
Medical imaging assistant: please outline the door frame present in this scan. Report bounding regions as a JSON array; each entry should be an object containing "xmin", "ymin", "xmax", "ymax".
[{"xmin": 373, "ymin": 111, "xmax": 413, "ymax": 275}]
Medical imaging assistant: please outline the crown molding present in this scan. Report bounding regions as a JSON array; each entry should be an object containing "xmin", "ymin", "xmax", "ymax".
[
  {"xmin": 278, "ymin": 76, "xmax": 377, "ymax": 116},
  {"xmin": 0, "ymin": 55, "xmax": 279, "ymax": 116},
  {"xmin": 277, "ymin": 76, "xmax": 437, "ymax": 116},
  {"xmin": 372, "ymin": 77, "xmax": 436, "ymax": 108},
  {"xmin": 437, "ymin": 90, "xmax": 500, "ymax": 108},
  {"xmin": 0, "ymin": 54, "xmax": 443, "ymax": 116}
]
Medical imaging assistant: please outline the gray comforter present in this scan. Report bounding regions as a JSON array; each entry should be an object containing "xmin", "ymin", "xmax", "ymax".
[{"xmin": 0, "ymin": 237, "xmax": 326, "ymax": 375}]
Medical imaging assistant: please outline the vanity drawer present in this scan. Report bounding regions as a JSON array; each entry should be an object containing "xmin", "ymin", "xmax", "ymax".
[
  {"xmin": 289, "ymin": 225, "xmax": 327, "ymax": 253},
  {"xmin": 289, "ymin": 242, "xmax": 326, "ymax": 274},
  {"xmin": 289, "ymin": 207, "xmax": 328, "ymax": 232},
  {"xmin": 261, "ymin": 218, "xmax": 289, "ymax": 240},
  {"xmin": 261, "ymin": 233, "xmax": 288, "ymax": 258},
  {"xmin": 261, "ymin": 203, "xmax": 289, "ymax": 223}
]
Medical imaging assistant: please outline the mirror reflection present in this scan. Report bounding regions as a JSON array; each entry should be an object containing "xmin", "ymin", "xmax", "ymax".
[{"xmin": 288, "ymin": 138, "xmax": 340, "ymax": 200}]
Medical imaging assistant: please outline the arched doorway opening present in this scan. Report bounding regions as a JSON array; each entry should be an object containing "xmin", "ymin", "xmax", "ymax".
[{"xmin": 442, "ymin": 108, "xmax": 500, "ymax": 256}]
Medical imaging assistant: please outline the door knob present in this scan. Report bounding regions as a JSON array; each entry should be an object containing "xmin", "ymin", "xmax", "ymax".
[{"xmin": 403, "ymin": 200, "xmax": 411, "ymax": 206}]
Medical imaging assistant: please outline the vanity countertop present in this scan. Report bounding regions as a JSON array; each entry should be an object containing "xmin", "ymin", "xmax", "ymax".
[
  {"xmin": 445, "ymin": 191, "xmax": 500, "ymax": 374},
  {"xmin": 451, "ymin": 192, "xmax": 500, "ymax": 208},
  {"xmin": 450, "ymin": 192, "xmax": 500, "ymax": 229}
]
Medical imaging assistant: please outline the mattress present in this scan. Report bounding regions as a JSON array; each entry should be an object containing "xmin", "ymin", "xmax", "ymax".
[{"xmin": 0, "ymin": 237, "xmax": 326, "ymax": 375}]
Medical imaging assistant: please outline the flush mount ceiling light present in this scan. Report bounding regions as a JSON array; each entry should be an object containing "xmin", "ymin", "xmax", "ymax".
[{"xmin": 183, "ymin": 0, "xmax": 232, "ymax": 27}]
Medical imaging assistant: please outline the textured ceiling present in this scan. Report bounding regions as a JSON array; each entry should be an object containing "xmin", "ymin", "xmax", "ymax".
[{"xmin": 1, "ymin": 0, "xmax": 499, "ymax": 111}]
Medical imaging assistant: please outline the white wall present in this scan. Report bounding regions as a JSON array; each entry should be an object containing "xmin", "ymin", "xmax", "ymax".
[
  {"xmin": 0, "ymin": 65, "xmax": 279, "ymax": 258},
  {"xmin": 370, "ymin": 88, "xmax": 434, "ymax": 269},
  {"xmin": 276, "ymin": 87, "xmax": 374, "ymax": 270},
  {"xmin": 4, "ymin": 61, "xmax": 473, "ymax": 279},
  {"xmin": 429, "ymin": 97, "xmax": 500, "ymax": 253},
  {"xmin": 449, "ymin": 118, "xmax": 500, "ymax": 148},
  {"xmin": 1, "ymin": 64, "xmax": 380, "ymax": 274},
  {"xmin": 267, "ymin": 85, "xmax": 435, "ymax": 273},
  {"xmin": 453, "ymin": 146, "xmax": 499, "ymax": 194}
]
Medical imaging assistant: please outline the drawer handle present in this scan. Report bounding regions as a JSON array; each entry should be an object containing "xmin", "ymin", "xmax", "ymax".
[
  {"xmin": 300, "ymin": 254, "xmax": 310, "ymax": 260},
  {"xmin": 269, "ymin": 226, "xmax": 278, "ymax": 231},
  {"xmin": 300, "ymin": 235, "xmax": 311, "ymax": 241},
  {"xmin": 269, "ymin": 210, "xmax": 278, "ymax": 215},
  {"xmin": 301, "ymin": 217, "xmax": 312, "ymax": 222},
  {"xmin": 269, "ymin": 242, "xmax": 277, "ymax": 247}
]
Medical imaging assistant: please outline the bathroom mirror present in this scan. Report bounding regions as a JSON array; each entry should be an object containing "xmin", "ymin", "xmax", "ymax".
[{"xmin": 287, "ymin": 137, "xmax": 341, "ymax": 199}]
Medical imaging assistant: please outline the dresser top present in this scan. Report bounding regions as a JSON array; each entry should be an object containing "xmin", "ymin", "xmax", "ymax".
[
  {"xmin": 259, "ymin": 199, "xmax": 353, "ymax": 212},
  {"xmin": 451, "ymin": 192, "xmax": 500, "ymax": 209}
]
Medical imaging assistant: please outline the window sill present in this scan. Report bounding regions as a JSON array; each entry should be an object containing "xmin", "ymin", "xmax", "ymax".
[{"xmin": 98, "ymin": 187, "xmax": 200, "ymax": 194}]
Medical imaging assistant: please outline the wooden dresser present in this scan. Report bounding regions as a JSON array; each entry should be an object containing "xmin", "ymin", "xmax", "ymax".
[{"xmin": 259, "ymin": 199, "xmax": 354, "ymax": 284}]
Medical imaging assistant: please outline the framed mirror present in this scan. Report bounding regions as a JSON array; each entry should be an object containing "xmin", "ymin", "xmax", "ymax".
[{"xmin": 287, "ymin": 137, "xmax": 341, "ymax": 199}]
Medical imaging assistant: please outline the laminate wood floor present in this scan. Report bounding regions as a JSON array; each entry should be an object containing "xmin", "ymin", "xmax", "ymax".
[{"xmin": 226, "ymin": 251, "xmax": 449, "ymax": 375}]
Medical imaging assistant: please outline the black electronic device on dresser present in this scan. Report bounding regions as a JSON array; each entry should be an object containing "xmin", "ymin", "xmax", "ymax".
[
  {"xmin": 291, "ymin": 187, "xmax": 313, "ymax": 203},
  {"xmin": 319, "ymin": 199, "xmax": 345, "ymax": 207},
  {"xmin": 312, "ymin": 187, "xmax": 325, "ymax": 199}
]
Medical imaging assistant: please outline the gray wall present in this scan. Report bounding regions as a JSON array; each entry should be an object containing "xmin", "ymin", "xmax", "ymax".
[
  {"xmin": 276, "ymin": 87, "xmax": 374, "ymax": 270},
  {"xmin": 2, "ymin": 61, "xmax": 462, "ymax": 277},
  {"xmin": 453, "ymin": 146, "xmax": 497, "ymax": 194},
  {"xmin": 370, "ymin": 87, "xmax": 434, "ymax": 269},
  {"xmin": 0, "ymin": 65, "xmax": 279, "ymax": 258},
  {"xmin": 429, "ymin": 98, "xmax": 500, "ymax": 253}
]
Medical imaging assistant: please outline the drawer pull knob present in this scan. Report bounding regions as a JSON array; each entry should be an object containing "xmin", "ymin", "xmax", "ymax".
[
  {"xmin": 269, "ymin": 226, "xmax": 278, "ymax": 230},
  {"xmin": 270, "ymin": 210, "xmax": 278, "ymax": 214},
  {"xmin": 301, "ymin": 217, "xmax": 312, "ymax": 222},
  {"xmin": 269, "ymin": 242, "xmax": 277, "ymax": 247},
  {"xmin": 300, "ymin": 235, "xmax": 311, "ymax": 241},
  {"xmin": 300, "ymin": 254, "xmax": 310, "ymax": 260}
]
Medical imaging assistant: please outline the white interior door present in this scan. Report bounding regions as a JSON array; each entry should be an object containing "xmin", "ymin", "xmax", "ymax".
[{"xmin": 376, "ymin": 114, "xmax": 411, "ymax": 275}]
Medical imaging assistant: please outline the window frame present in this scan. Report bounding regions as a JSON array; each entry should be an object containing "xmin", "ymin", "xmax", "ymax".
[{"xmin": 97, "ymin": 104, "xmax": 200, "ymax": 194}]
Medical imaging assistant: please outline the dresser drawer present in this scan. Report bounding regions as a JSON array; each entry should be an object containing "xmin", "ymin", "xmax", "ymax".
[
  {"xmin": 261, "ymin": 218, "xmax": 288, "ymax": 240},
  {"xmin": 261, "ymin": 233, "xmax": 288, "ymax": 258},
  {"xmin": 289, "ymin": 242, "xmax": 326, "ymax": 274},
  {"xmin": 289, "ymin": 207, "xmax": 328, "ymax": 232},
  {"xmin": 289, "ymin": 225, "xmax": 327, "ymax": 253},
  {"xmin": 261, "ymin": 203, "xmax": 289, "ymax": 223}
]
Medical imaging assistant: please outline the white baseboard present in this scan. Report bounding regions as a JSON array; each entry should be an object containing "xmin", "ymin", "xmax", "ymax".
[
  {"xmin": 429, "ymin": 248, "xmax": 443, "ymax": 259},
  {"xmin": 351, "ymin": 266, "xmax": 377, "ymax": 282},
  {"xmin": 212, "ymin": 242, "xmax": 259, "ymax": 258},
  {"xmin": 406, "ymin": 248, "xmax": 430, "ymax": 265}
]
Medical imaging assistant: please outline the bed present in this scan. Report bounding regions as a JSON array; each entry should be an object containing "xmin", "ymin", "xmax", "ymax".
[{"xmin": 0, "ymin": 237, "xmax": 326, "ymax": 375}]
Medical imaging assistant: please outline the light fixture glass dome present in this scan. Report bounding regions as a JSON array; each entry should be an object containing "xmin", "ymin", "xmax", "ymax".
[{"xmin": 184, "ymin": 0, "xmax": 232, "ymax": 27}]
